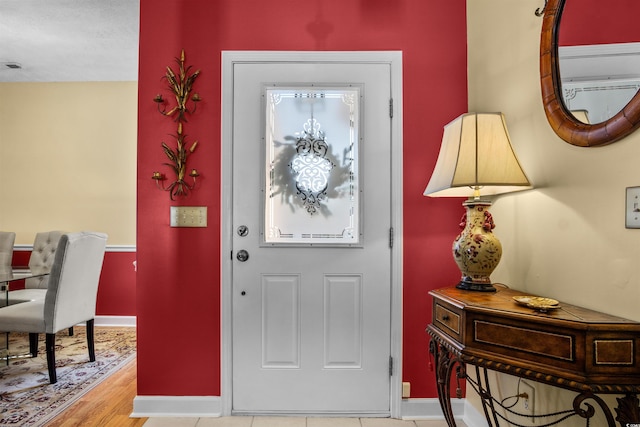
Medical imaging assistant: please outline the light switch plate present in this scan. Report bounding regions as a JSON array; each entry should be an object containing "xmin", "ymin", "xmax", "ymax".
[
  {"xmin": 170, "ymin": 206, "xmax": 207, "ymax": 227},
  {"xmin": 626, "ymin": 187, "xmax": 640, "ymax": 229}
]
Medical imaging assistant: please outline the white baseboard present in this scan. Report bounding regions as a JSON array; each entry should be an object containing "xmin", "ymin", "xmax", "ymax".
[
  {"xmin": 95, "ymin": 315, "xmax": 136, "ymax": 327},
  {"xmin": 131, "ymin": 396, "xmax": 222, "ymax": 418},
  {"xmin": 462, "ymin": 399, "xmax": 487, "ymax": 427},
  {"xmin": 130, "ymin": 396, "xmax": 483, "ymax": 423},
  {"xmin": 400, "ymin": 397, "xmax": 464, "ymax": 421},
  {"xmin": 400, "ymin": 398, "xmax": 485, "ymax": 426}
]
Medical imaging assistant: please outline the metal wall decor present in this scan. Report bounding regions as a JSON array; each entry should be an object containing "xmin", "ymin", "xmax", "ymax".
[
  {"xmin": 289, "ymin": 118, "xmax": 335, "ymax": 214},
  {"xmin": 151, "ymin": 50, "xmax": 202, "ymax": 200}
]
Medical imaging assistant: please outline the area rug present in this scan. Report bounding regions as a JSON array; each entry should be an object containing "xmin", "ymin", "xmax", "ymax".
[{"xmin": 0, "ymin": 326, "xmax": 136, "ymax": 426}]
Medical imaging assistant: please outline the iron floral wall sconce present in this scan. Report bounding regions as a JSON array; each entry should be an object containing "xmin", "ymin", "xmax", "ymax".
[{"xmin": 151, "ymin": 50, "xmax": 202, "ymax": 200}]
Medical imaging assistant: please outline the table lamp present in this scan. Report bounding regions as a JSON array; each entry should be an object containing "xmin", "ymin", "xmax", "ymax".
[{"xmin": 424, "ymin": 112, "xmax": 532, "ymax": 292}]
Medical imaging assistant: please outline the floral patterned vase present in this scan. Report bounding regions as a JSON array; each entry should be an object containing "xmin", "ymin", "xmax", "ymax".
[{"xmin": 452, "ymin": 200, "xmax": 502, "ymax": 292}]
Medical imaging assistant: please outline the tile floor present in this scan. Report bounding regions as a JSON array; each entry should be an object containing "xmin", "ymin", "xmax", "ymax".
[{"xmin": 142, "ymin": 417, "xmax": 466, "ymax": 427}]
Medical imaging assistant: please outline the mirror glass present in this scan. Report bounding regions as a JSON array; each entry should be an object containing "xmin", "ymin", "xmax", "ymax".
[{"xmin": 557, "ymin": 0, "xmax": 640, "ymax": 125}]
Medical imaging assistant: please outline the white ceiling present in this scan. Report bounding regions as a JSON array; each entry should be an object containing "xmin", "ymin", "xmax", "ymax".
[{"xmin": 0, "ymin": 0, "xmax": 139, "ymax": 82}]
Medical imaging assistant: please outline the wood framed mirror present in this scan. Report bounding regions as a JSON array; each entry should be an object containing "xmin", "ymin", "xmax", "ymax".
[{"xmin": 540, "ymin": 0, "xmax": 640, "ymax": 146}]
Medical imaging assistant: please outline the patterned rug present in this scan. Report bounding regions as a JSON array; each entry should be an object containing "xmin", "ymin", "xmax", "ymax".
[{"xmin": 0, "ymin": 326, "xmax": 136, "ymax": 426}]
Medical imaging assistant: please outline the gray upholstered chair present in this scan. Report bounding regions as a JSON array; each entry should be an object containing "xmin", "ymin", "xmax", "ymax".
[
  {"xmin": 6, "ymin": 231, "xmax": 64, "ymax": 309},
  {"xmin": 26, "ymin": 231, "xmax": 64, "ymax": 289},
  {"xmin": 0, "ymin": 231, "xmax": 107, "ymax": 383},
  {"xmin": 0, "ymin": 231, "xmax": 16, "ymax": 275}
]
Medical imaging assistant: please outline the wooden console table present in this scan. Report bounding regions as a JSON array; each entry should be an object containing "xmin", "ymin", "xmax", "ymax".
[{"xmin": 427, "ymin": 285, "xmax": 640, "ymax": 426}]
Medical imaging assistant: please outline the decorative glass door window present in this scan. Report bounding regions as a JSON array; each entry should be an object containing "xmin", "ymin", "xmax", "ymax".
[{"xmin": 263, "ymin": 86, "xmax": 362, "ymax": 246}]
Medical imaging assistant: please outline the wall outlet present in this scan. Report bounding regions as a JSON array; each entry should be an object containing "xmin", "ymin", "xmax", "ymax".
[
  {"xmin": 515, "ymin": 381, "xmax": 535, "ymax": 420},
  {"xmin": 170, "ymin": 206, "xmax": 208, "ymax": 227},
  {"xmin": 402, "ymin": 382, "xmax": 410, "ymax": 398}
]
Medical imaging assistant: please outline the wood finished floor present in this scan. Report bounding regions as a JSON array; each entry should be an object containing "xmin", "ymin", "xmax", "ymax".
[{"xmin": 46, "ymin": 358, "xmax": 147, "ymax": 427}]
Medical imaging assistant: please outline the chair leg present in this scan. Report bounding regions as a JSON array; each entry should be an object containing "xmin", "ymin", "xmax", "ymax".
[
  {"xmin": 68, "ymin": 327, "xmax": 74, "ymax": 336},
  {"xmin": 87, "ymin": 319, "xmax": 95, "ymax": 362},
  {"xmin": 29, "ymin": 333, "xmax": 38, "ymax": 357},
  {"xmin": 45, "ymin": 333, "xmax": 57, "ymax": 384}
]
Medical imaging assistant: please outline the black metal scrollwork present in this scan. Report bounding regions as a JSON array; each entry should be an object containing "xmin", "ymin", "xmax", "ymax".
[
  {"xmin": 616, "ymin": 394, "xmax": 640, "ymax": 426},
  {"xmin": 289, "ymin": 119, "xmax": 335, "ymax": 215},
  {"xmin": 429, "ymin": 332, "xmax": 640, "ymax": 427},
  {"xmin": 429, "ymin": 337, "xmax": 464, "ymax": 427}
]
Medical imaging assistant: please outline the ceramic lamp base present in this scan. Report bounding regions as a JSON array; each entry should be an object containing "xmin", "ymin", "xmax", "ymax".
[{"xmin": 452, "ymin": 200, "xmax": 502, "ymax": 292}]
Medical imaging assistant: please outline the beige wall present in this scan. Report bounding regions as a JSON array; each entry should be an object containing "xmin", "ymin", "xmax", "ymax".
[
  {"xmin": 0, "ymin": 82, "xmax": 137, "ymax": 245},
  {"xmin": 466, "ymin": 0, "xmax": 639, "ymax": 424}
]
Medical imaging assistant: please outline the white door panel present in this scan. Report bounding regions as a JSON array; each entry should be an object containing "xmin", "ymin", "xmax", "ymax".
[{"xmin": 231, "ymin": 60, "xmax": 392, "ymax": 414}]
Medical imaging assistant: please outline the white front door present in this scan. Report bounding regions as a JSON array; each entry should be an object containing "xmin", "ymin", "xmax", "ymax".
[{"xmin": 223, "ymin": 52, "xmax": 402, "ymax": 416}]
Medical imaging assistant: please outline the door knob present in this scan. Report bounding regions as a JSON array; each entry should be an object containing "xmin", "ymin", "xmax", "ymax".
[{"xmin": 236, "ymin": 249, "xmax": 249, "ymax": 262}]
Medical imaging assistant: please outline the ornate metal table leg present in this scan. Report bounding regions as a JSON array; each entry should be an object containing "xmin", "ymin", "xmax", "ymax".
[
  {"xmin": 429, "ymin": 338, "xmax": 461, "ymax": 427},
  {"xmin": 573, "ymin": 391, "xmax": 616, "ymax": 427},
  {"xmin": 615, "ymin": 394, "xmax": 640, "ymax": 426},
  {"xmin": 476, "ymin": 365, "xmax": 501, "ymax": 427}
]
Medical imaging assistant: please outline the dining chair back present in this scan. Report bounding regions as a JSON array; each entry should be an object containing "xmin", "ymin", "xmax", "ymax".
[
  {"xmin": 26, "ymin": 231, "xmax": 64, "ymax": 289},
  {"xmin": 43, "ymin": 232, "xmax": 106, "ymax": 333},
  {"xmin": 0, "ymin": 231, "xmax": 16, "ymax": 275}
]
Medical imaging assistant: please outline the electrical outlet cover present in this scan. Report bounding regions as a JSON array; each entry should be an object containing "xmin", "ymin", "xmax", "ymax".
[
  {"xmin": 516, "ymin": 381, "xmax": 535, "ymax": 418},
  {"xmin": 402, "ymin": 382, "xmax": 410, "ymax": 398}
]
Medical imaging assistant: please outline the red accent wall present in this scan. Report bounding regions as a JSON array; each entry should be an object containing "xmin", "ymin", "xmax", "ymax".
[
  {"xmin": 559, "ymin": 0, "xmax": 640, "ymax": 46},
  {"xmin": 96, "ymin": 251, "xmax": 137, "ymax": 316},
  {"xmin": 137, "ymin": 0, "xmax": 467, "ymax": 398}
]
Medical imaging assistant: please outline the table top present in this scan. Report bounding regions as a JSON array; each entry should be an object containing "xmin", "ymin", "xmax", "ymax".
[
  {"xmin": 430, "ymin": 283, "xmax": 640, "ymax": 325},
  {"xmin": 0, "ymin": 268, "xmax": 48, "ymax": 284}
]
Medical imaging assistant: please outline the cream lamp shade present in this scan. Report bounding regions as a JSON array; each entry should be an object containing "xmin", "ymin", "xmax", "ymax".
[
  {"xmin": 423, "ymin": 112, "xmax": 531, "ymax": 199},
  {"xmin": 423, "ymin": 112, "xmax": 531, "ymax": 292}
]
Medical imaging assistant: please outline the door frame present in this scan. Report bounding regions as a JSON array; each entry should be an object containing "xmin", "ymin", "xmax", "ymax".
[{"xmin": 220, "ymin": 51, "xmax": 403, "ymax": 417}]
